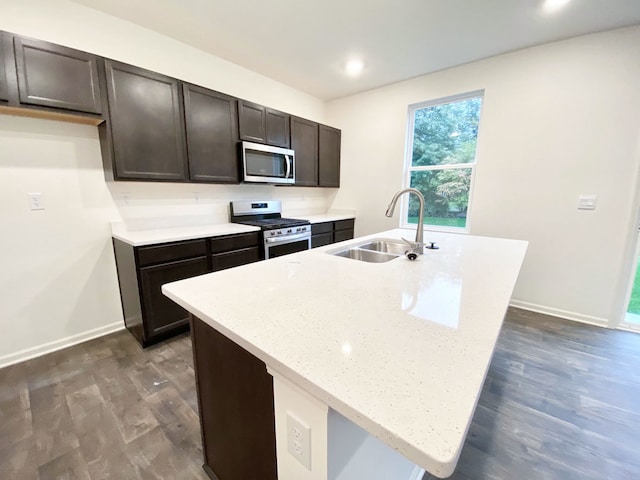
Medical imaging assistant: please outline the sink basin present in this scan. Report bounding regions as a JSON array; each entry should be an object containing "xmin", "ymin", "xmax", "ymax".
[
  {"xmin": 333, "ymin": 248, "xmax": 399, "ymax": 263},
  {"xmin": 357, "ymin": 239, "xmax": 408, "ymax": 255},
  {"xmin": 329, "ymin": 237, "xmax": 412, "ymax": 263}
]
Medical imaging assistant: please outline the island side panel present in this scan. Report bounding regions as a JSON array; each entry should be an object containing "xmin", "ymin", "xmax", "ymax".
[
  {"xmin": 269, "ymin": 370, "xmax": 329, "ymax": 480},
  {"xmin": 190, "ymin": 315, "xmax": 278, "ymax": 480},
  {"xmin": 112, "ymin": 238, "xmax": 144, "ymax": 344}
]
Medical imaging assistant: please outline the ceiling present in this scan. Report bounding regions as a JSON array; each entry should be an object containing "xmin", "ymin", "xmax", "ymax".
[{"xmin": 72, "ymin": 0, "xmax": 640, "ymax": 101}]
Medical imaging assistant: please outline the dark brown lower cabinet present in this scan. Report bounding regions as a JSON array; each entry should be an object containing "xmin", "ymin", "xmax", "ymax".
[
  {"xmin": 210, "ymin": 231, "xmax": 261, "ymax": 271},
  {"xmin": 139, "ymin": 257, "xmax": 208, "ymax": 339},
  {"xmin": 334, "ymin": 219, "xmax": 355, "ymax": 243},
  {"xmin": 311, "ymin": 220, "xmax": 334, "ymax": 248},
  {"xmin": 113, "ymin": 231, "xmax": 261, "ymax": 347},
  {"xmin": 212, "ymin": 246, "xmax": 260, "ymax": 271},
  {"xmin": 311, "ymin": 218, "xmax": 355, "ymax": 248},
  {"xmin": 191, "ymin": 316, "xmax": 277, "ymax": 480}
]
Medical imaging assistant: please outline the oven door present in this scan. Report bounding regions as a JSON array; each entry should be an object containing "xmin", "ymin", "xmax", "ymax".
[{"xmin": 264, "ymin": 232, "xmax": 311, "ymax": 259}]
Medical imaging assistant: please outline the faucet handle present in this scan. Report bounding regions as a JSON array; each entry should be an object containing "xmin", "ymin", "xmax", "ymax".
[{"xmin": 401, "ymin": 237, "xmax": 417, "ymax": 248}]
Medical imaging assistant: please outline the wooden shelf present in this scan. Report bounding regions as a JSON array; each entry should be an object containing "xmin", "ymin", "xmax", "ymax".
[{"xmin": 0, "ymin": 105, "xmax": 104, "ymax": 126}]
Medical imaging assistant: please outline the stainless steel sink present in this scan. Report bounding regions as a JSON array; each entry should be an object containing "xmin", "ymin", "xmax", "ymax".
[
  {"xmin": 329, "ymin": 238, "xmax": 408, "ymax": 263},
  {"xmin": 333, "ymin": 248, "xmax": 399, "ymax": 263},
  {"xmin": 357, "ymin": 239, "xmax": 408, "ymax": 255}
]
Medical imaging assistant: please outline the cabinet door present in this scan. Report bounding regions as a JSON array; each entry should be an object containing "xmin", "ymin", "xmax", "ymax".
[
  {"xmin": 13, "ymin": 36, "xmax": 102, "ymax": 114},
  {"xmin": 290, "ymin": 116, "xmax": 318, "ymax": 186},
  {"xmin": 139, "ymin": 256, "xmax": 208, "ymax": 339},
  {"xmin": 0, "ymin": 32, "xmax": 9, "ymax": 103},
  {"xmin": 210, "ymin": 232, "xmax": 260, "ymax": 254},
  {"xmin": 265, "ymin": 108, "xmax": 290, "ymax": 148},
  {"xmin": 311, "ymin": 233, "xmax": 333, "ymax": 248},
  {"xmin": 105, "ymin": 60, "xmax": 188, "ymax": 181},
  {"xmin": 334, "ymin": 229, "xmax": 354, "ymax": 243},
  {"xmin": 184, "ymin": 84, "xmax": 239, "ymax": 183},
  {"xmin": 238, "ymin": 99, "xmax": 266, "ymax": 143},
  {"xmin": 191, "ymin": 317, "xmax": 277, "ymax": 480},
  {"xmin": 212, "ymin": 247, "xmax": 261, "ymax": 271},
  {"xmin": 318, "ymin": 124, "xmax": 341, "ymax": 187}
]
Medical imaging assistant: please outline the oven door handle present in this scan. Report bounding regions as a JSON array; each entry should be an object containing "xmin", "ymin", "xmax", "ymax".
[
  {"xmin": 265, "ymin": 232, "xmax": 310, "ymax": 244},
  {"xmin": 284, "ymin": 155, "xmax": 291, "ymax": 179}
]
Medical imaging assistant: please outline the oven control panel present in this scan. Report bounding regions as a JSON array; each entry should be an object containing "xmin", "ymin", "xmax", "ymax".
[{"xmin": 267, "ymin": 225, "xmax": 310, "ymax": 237}]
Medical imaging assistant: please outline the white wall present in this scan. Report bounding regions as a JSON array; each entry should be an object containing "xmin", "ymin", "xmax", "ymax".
[
  {"xmin": 327, "ymin": 26, "xmax": 640, "ymax": 326},
  {"xmin": 0, "ymin": 0, "xmax": 331, "ymax": 366}
]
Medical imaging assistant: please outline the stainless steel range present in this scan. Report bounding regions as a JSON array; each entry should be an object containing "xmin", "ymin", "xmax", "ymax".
[{"xmin": 230, "ymin": 200, "xmax": 311, "ymax": 259}]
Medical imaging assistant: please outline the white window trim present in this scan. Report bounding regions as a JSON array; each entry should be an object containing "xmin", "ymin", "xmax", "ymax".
[{"xmin": 400, "ymin": 89, "xmax": 484, "ymax": 234}]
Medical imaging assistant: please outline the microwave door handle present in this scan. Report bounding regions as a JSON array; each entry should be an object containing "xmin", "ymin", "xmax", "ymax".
[{"xmin": 284, "ymin": 155, "xmax": 291, "ymax": 179}]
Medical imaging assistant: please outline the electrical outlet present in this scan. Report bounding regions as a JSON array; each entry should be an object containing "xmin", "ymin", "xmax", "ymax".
[
  {"xmin": 28, "ymin": 193, "xmax": 45, "ymax": 210},
  {"xmin": 286, "ymin": 412, "xmax": 311, "ymax": 470}
]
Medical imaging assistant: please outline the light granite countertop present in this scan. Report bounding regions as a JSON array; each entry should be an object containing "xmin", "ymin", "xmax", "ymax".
[
  {"xmin": 111, "ymin": 223, "xmax": 260, "ymax": 247},
  {"xmin": 162, "ymin": 228, "xmax": 527, "ymax": 477},
  {"xmin": 111, "ymin": 211, "xmax": 355, "ymax": 247},
  {"xmin": 295, "ymin": 213, "xmax": 355, "ymax": 224}
]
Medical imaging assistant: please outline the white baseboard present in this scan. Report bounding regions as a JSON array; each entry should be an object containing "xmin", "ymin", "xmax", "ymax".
[
  {"xmin": 0, "ymin": 321, "xmax": 125, "ymax": 369},
  {"xmin": 509, "ymin": 299, "xmax": 609, "ymax": 328}
]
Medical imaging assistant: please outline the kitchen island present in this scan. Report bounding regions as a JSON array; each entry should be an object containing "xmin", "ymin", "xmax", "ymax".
[{"xmin": 162, "ymin": 228, "xmax": 527, "ymax": 479}]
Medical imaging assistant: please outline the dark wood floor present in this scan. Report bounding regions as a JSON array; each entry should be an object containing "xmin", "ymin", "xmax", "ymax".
[
  {"xmin": 423, "ymin": 308, "xmax": 640, "ymax": 480},
  {"xmin": 1, "ymin": 308, "xmax": 639, "ymax": 480}
]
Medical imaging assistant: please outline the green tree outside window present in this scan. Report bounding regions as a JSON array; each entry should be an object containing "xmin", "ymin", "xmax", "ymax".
[{"xmin": 406, "ymin": 95, "xmax": 483, "ymax": 229}]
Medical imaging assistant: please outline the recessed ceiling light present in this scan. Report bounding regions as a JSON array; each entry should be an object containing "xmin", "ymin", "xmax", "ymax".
[
  {"xmin": 345, "ymin": 59, "xmax": 364, "ymax": 77},
  {"xmin": 543, "ymin": 0, "xmax": 571, "ymax": 12}
]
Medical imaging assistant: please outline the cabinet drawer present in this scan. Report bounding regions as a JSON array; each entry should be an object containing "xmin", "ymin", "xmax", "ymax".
[
  {"xmin": 137, "ymin": 239, "xmax": 207, "ymax": 267},
  {"xmin": 335, "ymin": 219, "xmax": 355, "ymax": 231},
  {"xmin": 334, "ymin": 229, "xmax": 354, "ymax": 243},
  {"xmin": 311, "ymin": 233, "xmax": 333, "ymax": 248},
  {"xmin": 311, "ymin": 222, "xmax": 333, "ymax": 235},
  {"xmin": 212, "ymin": 247, "xmax": 261, "ymax": 271},
  {"xmin": 210, "ymin": 232, "xmax": 260, "ymax": 254}
]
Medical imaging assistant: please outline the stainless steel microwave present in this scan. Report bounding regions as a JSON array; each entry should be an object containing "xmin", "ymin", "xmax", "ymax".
[{"xmin": 241, "ymin": 141, "xmax": 295, "ymax": 185}]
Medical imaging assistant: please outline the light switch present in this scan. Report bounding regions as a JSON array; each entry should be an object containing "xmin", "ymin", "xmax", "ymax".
[
  {"xmin": 578, "ymin": 195, "xmax": 597, "ymax": 210},
  {"xmin": 28, "ymin": 193, "xmax": 45, "ymax": 210}
]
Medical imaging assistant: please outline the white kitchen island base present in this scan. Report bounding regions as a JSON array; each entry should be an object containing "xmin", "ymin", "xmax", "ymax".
[{"xmin": 270, "ymin": 369, "xmax": 425, "ymax": 480}]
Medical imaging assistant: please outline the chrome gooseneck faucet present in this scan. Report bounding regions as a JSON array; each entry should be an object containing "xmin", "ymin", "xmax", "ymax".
[{"xmin": 385, "ymin": 188, "xmax": 425, "ymax": 260}]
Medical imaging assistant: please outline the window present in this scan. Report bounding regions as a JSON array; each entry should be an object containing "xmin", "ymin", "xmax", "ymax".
[{"xmin": 403, "ymin": 91, "xmax": 483, "ymax": 232}]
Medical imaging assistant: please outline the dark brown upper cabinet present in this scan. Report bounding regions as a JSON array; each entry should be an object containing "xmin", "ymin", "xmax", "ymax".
[
  {"xmin": 238, "ymin": 99, "xmax": 265, "ymax": 143},
  {"xmin": 291, "ymin": 116, "xmax": 318, "ymax": 186},
  {"xmin": 318, "ymin": 124, "xmax": 341, "ymax": 187},
  {"xmin": 102, "ymin": 60, "xmax": 188, "ymax": 181},
  {"xmin": 265, "ymin": 108, "xmax": 290, "ymax": 148},
  {"xmin": 0, "ymin": 33, "xmax": 9, "ymax": 103},
  {"xmin": 183, "ymin": 84, "xmax": 239, "ymax": 183},
  {"xmin": 238, "ymin": 99, "xmax": 290, "ymax": 148},
  {"xmin": 13, "ymin": 35, "xmax": 102, "ymax": 114}
]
